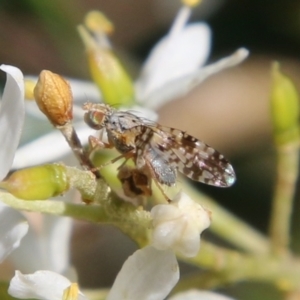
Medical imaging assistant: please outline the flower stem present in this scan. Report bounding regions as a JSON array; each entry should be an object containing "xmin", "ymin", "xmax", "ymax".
[
  {"xmin": 59, "ymin": 123, "xmax": 102, "ymax": 179},
  {"xmin": 175, "ymin": 241, "xmax": 300, "ymax": 293},
  {"xmin": 0, "ymin": 191, "xmax": 151, "ymax": 247},
  {"xmin": 269, "ymin": 141, "xmax": 300, "ymax": 256}
]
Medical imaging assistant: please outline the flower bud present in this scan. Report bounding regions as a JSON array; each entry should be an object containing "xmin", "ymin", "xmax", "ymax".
[
  {"xmin": 78, "ymin": 24, "xmax": 134, "ymax": 106},
  {"xmin": 271, "ymin": 62, "xmax": 300, "ymax": 145},
  {"xmin": 0, "ymin": 164, "xmax": 69, "ymax": 200},
  {"xmin": 151, "ymin": 192, "xmax": 211, "ymax": 257},
  {"xmin": 34, "ymin": 70, "xmax": 73, "ymax": 126},
  {"xmin": 182, "ymin": 0, "xmax": 202, "ymax": 7}
]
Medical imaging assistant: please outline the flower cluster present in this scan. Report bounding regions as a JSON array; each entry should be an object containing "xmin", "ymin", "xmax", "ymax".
[{"xmin": 0, "ymin": 0, "xmax": 248, "ymax": 298}]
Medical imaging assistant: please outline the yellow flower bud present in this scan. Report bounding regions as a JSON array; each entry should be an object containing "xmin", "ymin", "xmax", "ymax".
[
  {"xmin": 78, "ymin": 25, "xmax": 134, "ymax": 106},
  {"xmin": 34, "ymin": 70, "xmax": 73, "ymax": 126},
  {"xmin": 0, "ymin": 164, "xmax": 69, "ymax": 200},
  {"xmin": 271, "ymin": 62, "xmax": 300, "ymax": 145},
  {"xmin": 85, "ymin": 10, "xmax": 114, "ymax": 34},
  {"xmin": 182, "ymin": 0, "xmax": 202, "ymax": 7}
]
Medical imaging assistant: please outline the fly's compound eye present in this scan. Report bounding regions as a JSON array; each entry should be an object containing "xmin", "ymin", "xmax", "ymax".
[{"xmin": 84, "ymin": 110, "xmax": 106, "ymax": 130}]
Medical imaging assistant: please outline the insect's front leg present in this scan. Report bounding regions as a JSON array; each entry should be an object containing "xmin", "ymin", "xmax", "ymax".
[
  {"xmin": 88, "ymin": 135, "xmax": 114, "ymax": 152},
  {"xmin": 86, "ymin": 135, "xmax": 115, "ymax": 171}
]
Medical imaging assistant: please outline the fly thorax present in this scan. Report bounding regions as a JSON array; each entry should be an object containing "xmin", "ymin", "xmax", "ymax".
[
  {"xmin": 107, "ymin": 113, "xmax": 140, "ymax": 132},
  {"xmin": 107, "ymin": 130, "xmax": 135, "ymax": 154}
]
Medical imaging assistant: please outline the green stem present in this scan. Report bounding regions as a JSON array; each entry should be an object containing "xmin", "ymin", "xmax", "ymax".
[
  {"xmin": 0, "ymin": 192, "xmax": 151, "ymax": 247},
  {"xmin": 269, "ymin": 142, "xmax": 300, "ymax": 256},
  {"xmin": 174, "ymin": 241, "xmax": 300, "ymax": 292},
  {"xmin": 181, "ymin": 180, "xmax": 270, "ymax": 255}
]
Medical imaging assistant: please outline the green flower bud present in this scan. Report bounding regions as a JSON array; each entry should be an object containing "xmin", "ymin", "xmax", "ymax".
[
  {"xmin": 78, "ymin": 23, "xmax": 134, "ymax": 106},
  {"xmin": 0, "ymin": 164, "xmax": 69, "ymax": 200},
  {"xmin": 271, "ymin": 62, "xmax": 300, "ymax": 145}
]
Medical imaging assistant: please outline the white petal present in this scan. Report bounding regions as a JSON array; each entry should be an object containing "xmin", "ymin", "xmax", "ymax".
[
  {"xmin": 169, "ymin": 289, "xmax": 235, "ymax": 300},
  {"xmin": 10, "ymin": 225, "xmax": 44, "ymax": 273},
  {"xmin": 11, "ymin": 215, "xmax": 72, "ymax": 275},
  {"xmin": 0, "ymin": 202, "xmax": 28, "ymax": 263},
  {"xmin": 0, "ymin": 65, "xmax": 25, "ymax": 180},
  {"xmin": 151, "ymin": 192, "xmax": 211, "ymax": 257},
  {"xmin": 136, "ymin": 23, "xmax": 211, "ymax": 103},
  {"xmin": 8, "ymin": 270, "xmax": 88, "ymax": 300},
  {"xmin": 144, "ymin": 48, "xmax": 249, "ymax": 110},
  {"xmin": 12, "ymin": 121, "xmax": 90, "ymax": 169},
  {"xmin": 66, "ymin": 78, "xmax": 101, "ymax": 104},
  {"xmin": 42, "ymin": 216, "xmax": 72, "ymax": 274},
  {"xmin": 107, "ymin": 246, "xmax": 179, "ymax": 300}
]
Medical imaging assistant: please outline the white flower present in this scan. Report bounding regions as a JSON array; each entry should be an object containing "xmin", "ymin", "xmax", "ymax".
[
  {"xmin": 105, "ymin": 192, "xmax": 211, "ymax": 300},
  {"xmin": 151, "ymin": 191, "xmax": 211, "ymax": 257},
  {"xmin": 8, "ymin": 247, "xmax": 177, "ymax": 300},
  {"xmin": 8, "ymin": 270, "xmax": 88, "ymax": 300},
  {"xmin": 8, "ymin": 260, "xmax": 235, "ymax": 300},
  {"xmin": 134, "ymin": 4, "xmax": 248, "ymax": 109}
]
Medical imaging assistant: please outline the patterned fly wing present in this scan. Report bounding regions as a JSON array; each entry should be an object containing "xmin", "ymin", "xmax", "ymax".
[{"xmin": 143, "ymin": 125, "xmax": 236, "ymax": 187}]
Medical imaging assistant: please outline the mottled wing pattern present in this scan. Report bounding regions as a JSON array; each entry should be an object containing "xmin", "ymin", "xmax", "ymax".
[{"xmin": 147, "ymin": 125, "xmax": 236, "ymax": 187}]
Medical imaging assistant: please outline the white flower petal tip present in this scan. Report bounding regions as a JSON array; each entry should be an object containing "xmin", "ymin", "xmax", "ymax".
[
  {"xmin": 169, "ymin": 289, "xmax": 235, "ymax": 300},
  {"xmin": 107, "ymin": 246, "xmax": 179, "ymax": 300},
  {"xmin": 8, "ymin": 270, "xmax": 88, "ymax": 300},
  {"xmin": 0, "ymin": 65, "xmax": 24, "ymax": 88},
  {"xmin": 151, "ymin": 192, "xmax": 211, "ymax": 257},
  {"xmin": 229, "ymin": 47, "xmax": 249, "ymax": 63},
  {"xmin": 0, "ymin": 65, "xmax": 25, "ymax": 180},
  {"xmin": 0, "ymin": 203, "xmax": 28, "ymax": 263}
]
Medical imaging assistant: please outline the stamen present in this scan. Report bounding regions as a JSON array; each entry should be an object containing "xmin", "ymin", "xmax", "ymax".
[{"xmin": 24, "ymin": 79, "xmax": 36, "ymax": 100}]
